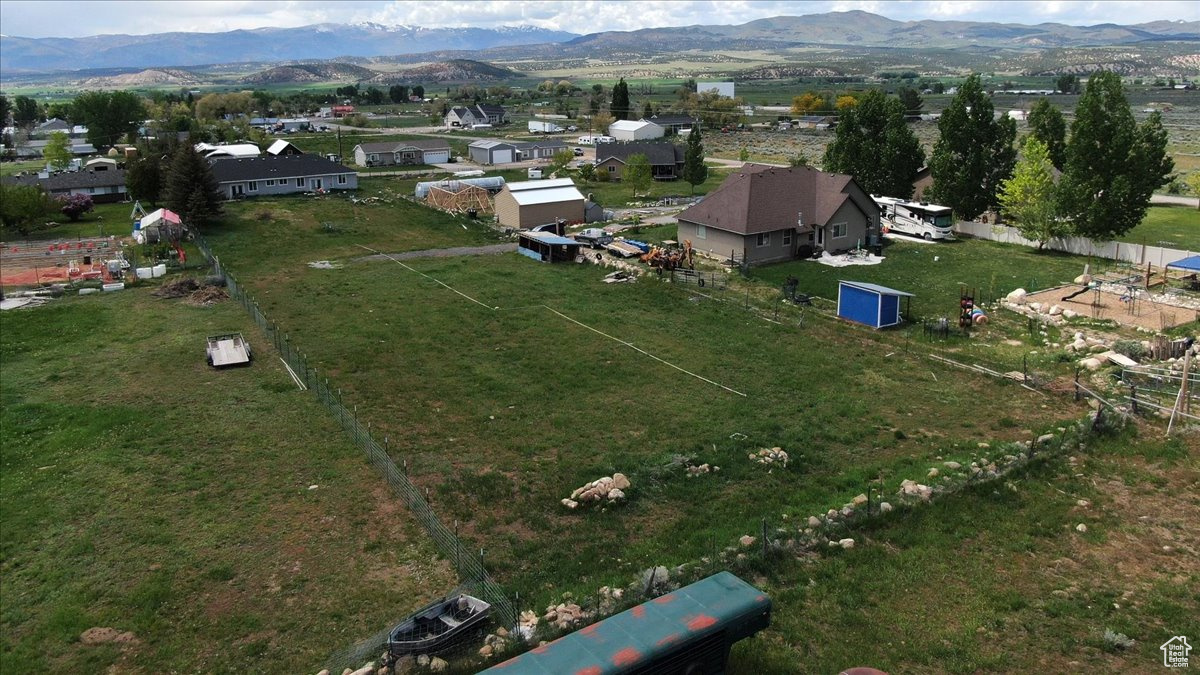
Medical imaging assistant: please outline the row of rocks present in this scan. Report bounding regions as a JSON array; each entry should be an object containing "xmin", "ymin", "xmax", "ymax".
[
  {"xmin": 750, "ymin": 447, "xmax": 789, "ymax": 468},
  {"xmin": 562, "ymin": 473, "xmax": 630, "ymax": 509},
  {"xmin": 686, "ymin": 462, "xmax": 719, "ymax": 477},
  {"xmin": 316, "ymin": 652, "xmax": 447, "ymax": 675}
]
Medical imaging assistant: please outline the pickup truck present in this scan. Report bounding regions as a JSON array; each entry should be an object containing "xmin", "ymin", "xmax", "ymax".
[{"xmin": 572, "ymin": 228, "xmax": 613, "ymax": 248}]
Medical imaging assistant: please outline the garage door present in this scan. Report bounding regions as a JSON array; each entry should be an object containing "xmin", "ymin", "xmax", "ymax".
[
  {"xmin": 493, "ymin": 149, "xmax": 513, "ymax": 164},
  {"xmin": 424, "ymin": 150, "xmax": 449, "ymax": 164}
]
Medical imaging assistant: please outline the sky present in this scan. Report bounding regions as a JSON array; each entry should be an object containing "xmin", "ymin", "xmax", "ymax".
[{"xmin": 1, "ymin": 0, "xmax": 1197, "ymax": 38}]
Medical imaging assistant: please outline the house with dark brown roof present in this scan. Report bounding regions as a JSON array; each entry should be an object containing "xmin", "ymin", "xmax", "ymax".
[
  {"xmin": 676, "ymin": 164, "xmax": 879, "ymax": 265},
  {"xmin": 595, "ymin": 142, "xmax": 685, "ymax": 181}
]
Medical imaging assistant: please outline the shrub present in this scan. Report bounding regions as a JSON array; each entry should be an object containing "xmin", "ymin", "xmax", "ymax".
[
  {"xmin": 58, "ymin": 193, "xmax": 94, "ymax": 222},
  {"xmin": 1112, "ymin": 340, "xmax": 1148, "ymax": 360},
  {"xmin": 1102, "ymin": 628, "xmax": 1135, "ymax": 652}
]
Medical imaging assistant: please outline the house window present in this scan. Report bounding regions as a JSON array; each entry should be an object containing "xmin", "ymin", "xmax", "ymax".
[
  {"xmin": 756, "ymin": 232, "xmax": 771, "ymax": 247},
  {"xmin": 607, "ymin": 165, "xmax": 615, "ymax": 172},
  {"xmin": 296, "ymin": 177, "xmax": 305, "ymax": 187},
  {"xmin": 832, "ymin": 222, "xmax": 847, "ymax": 239},
  {"xmin": 248, "ymin": 181, "xmax": 258, "ymax": 192},
  {"xmin": 266, "ymin": 179, "xmax": 275, "ymax": 186},
  {"xmin": 783, "ymin": 230, "xmax": 792, "ymax": 246},
  {"xmin": 696, "ymin": 224, "xmax": 706, "ymax": 240},
  {"xmin": 369, "ymin": 154, "xmax": 378, "ymax": 162},
  {"xmin": 337, "ymin": 174, "xmax": 347, "ymax": 185}
]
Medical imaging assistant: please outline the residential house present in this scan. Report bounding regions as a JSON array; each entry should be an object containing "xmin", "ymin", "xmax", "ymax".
[
  {"xmin": 11, "ymin": 138, "xmax": 96, "ymax": 159},
  {"xmin": 676, "ymin": 164, "xmax": 880, "ymax": 265},
  {"xmin": 794, "ymin": 116, "xmax": 835, "ymax": 130},
  {"xmin": 208, "ymin": 155, "xmax": 358, "ymax": 200},
  {"xmin": 494, "ymin": 178, "xmax": 585, "ymax": 229},
  {"xmin": 445, "ymin": 104, "xmax": 508, "ymax": 127},
  {"xmin": 31, "ymin": 118, "xmax": 88, "ymax": 138},
  {"xmin": 608, "ymin": 119, "xmax": 665, "ymax": 142},
  {"xmin": 595, "ymin": 142, "xmax": 685, "ymax": 181},
  {"xmin": 911, "ymin": 166, "xmax": 933, "ymax": 200},
  {"xmin": 514, "ymin": 139, "xmax": 567, "ymax": 160},
  {"xmin": 648, "ymin": 114, "xmax": 700, "ymax": 135},
  {"xmin": 468, "ymin": 140, "xmax": 520, "ymax": 165},
  {"xmin": 353, "ymin": 140, "xmax": 451, "ymax": 167},
  {"xmin": 3, "ymin": 167, "xmax": 127, "ymax": 203}
]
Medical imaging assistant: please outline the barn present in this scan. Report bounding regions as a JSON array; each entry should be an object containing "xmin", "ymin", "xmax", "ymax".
[
  {"xmin": 837, "ymin": 281, "xmax": 913, "ymax": 329},
  {"xmin": 608, "ymin": 120, "xmax": 665, "ymax": 142},
  {"xmin": 494, "ymin": 178, "xmax": 585, "ymax": 230}
]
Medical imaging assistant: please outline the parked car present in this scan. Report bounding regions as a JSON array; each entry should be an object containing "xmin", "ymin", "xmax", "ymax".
[
  {"xmin": 567, "ymin": 125, "xmax": 578, "ymax": 132},
  {"xmin": 573, "ymin": 147, "xmax": 584, "ymax": 156},
  {"xmin": 572, "ymin": 228, "xmax": 613, "ymax": 248}
]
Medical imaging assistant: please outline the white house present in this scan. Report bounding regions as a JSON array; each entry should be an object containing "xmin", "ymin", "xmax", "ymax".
[
  {"xmin": 608, "ymin": 120, "xmax": 665, "ymax": 142},
  {"xmin": 195, "ymin": 143, "xmax": 261, "ymax": 160}
]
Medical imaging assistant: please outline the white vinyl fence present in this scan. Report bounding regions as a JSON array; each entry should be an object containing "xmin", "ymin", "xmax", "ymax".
[{"xmin": 954, "ymin": 222, "xmax": 1197, "ymax": 268}]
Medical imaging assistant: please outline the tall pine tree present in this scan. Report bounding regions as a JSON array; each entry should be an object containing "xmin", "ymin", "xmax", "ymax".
[
  {"xmin": 1057, "ymin": 71, "xmax": 1173, "ymax": 241},
  {"xmin": 682, "ymin": 126, "xmax": 708, "ymax": 195},
  {"xmin": 610, "ymin": 78, "xmax": 631, "ymax": 121},
  {"xmin": 926, "ymin": 74, "xmax": 1017, "ymax": 220},
  {"xmin": 1026, "ymin": 98, "xmax": 1067, "ymax": 170},
  {"xmin": 165, "ymin": 143, "xmax": 223, "ymax": 229},
  {"xmin": 822, "ymin": 89, "xmax": 924, "ymax": 198}
]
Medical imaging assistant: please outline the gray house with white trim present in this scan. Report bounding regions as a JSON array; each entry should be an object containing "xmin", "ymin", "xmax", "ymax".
[
  {"xmin": 208, "ymin": 155, "xmax": 358, "ymax": 199},
  {"xmin": 353, "ymin": 140, "xmax": 451, "ymax": 167}
]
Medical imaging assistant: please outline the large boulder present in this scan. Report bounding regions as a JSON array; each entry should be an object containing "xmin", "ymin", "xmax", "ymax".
[{"xmin": 1006, "ymin": 288, "xmax": 1028, "ymax": 304}]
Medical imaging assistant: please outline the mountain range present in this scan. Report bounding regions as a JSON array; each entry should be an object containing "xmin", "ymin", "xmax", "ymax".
[
  {"xmin": 2, "ymin": 11, "xmax": 1197, "ymax": 76},
  {"xmin": 0, "ymin": 23, "xmax": 576, "ymax": 73}
]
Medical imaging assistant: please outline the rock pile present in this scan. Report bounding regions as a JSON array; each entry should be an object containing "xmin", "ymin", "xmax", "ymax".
[
  {"xmin": 542, "ymin": 601, "xmax": 591, "ymax": 631},
  {"xmin": 478, "ymin": 628, "xmax": 511, "ymax": 658},
  {"xmin": 749, "ymin": 447, "xmax": 788, "ymax": 468},
  {"xmin": 561, "ymin": 473, "xmax": 630, "ymax": 509},
  {"xmin": 685, "ymin": 463, "xmax": 719, "ymax": 477}
]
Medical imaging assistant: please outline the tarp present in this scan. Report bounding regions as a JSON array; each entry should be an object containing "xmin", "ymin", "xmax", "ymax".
[{"xmin": 1166, "ymin": 255, "xmax": 1200, "ymax": 273}]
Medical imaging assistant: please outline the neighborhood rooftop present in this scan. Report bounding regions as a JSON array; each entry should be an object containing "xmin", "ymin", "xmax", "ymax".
[{"xmin": 207, "ymin": 154, "xmax": 355, "ymax": 182}]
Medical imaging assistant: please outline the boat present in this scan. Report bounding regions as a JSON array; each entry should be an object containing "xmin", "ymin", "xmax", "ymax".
[{"xmin": 386, "ymin": 594, "xmax": 491, "ymax": 657}]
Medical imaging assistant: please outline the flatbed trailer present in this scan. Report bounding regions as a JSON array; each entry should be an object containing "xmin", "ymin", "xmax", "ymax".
[{"xmin": 206, "ymin": 333, "xmax": 252, "ymax": 367}]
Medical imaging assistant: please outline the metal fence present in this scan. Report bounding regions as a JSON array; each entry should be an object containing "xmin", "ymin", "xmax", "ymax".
[{"xmin": 193, "ymin": 235, "xmax": 517, "ymax": 628}]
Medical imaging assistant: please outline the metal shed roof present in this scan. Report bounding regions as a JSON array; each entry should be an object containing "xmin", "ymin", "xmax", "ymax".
[
  {"xmin": 509, "ymin": 178, "xmax": 576, "ymax": 192},
  {"xmin": 839, "ymin": 280, "xmax": 914, "ymax": 297},
  {"xmin": 510, "ymin": 186, "xmax": 585, "ymax": 206},
  {"xmin": 519, "ymin": 231, "xmax": 579, "ymax": 246}
]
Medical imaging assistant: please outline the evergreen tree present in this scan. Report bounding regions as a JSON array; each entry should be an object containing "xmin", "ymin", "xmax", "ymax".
[
  {"xmin": 126, "ymin": 154, "xmax": 163, "ymax": 205},
  {"xmin": 42, "ymin": 131, "xmax": 73, "ymax": 170},
  {"xmin": 165, "ymin": 143, "xmax": 223, "ymax": 228},
  {"xmin": 1026, "ymin": 98, "xmax": 1067, "ymax": 169},
  {"xmin": 1057, "ymin": 71, "xmax": 1173, "ymax": 240},
  {"xmin": 823, "ymin": 89, "xmax": 925, "ymax": 198},
  {"xmin": 0, "ymin": 95, "xmax": 10, "ymax": 126},
  {"xmin": 682, "ymin": 126, "xmax": 708, "ymax": 195},
  {"xmin": 927, "ymin": 74, "xmax": 1017, "ymax": 220},
  {"xmin": 610, "ymin": 78, "xmax": 631, "ymax": 121},
  {"xmin": 998, "ymin": 137, "xmax": 1065, "ymax": 250}
]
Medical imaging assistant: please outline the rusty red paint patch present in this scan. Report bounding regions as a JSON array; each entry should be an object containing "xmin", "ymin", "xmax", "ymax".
[
  {"xmin": 756, "ymin": 594, "xmax": 766, "ymax": 602},
  {"xmin": 612, "ymin": 647, "xmax": 642, "ymax": 667},
  {"xmin": 651, "ymin": 594, "xmax": 676, "ymax": 604},
  {"xmin": 530, "ymin": 644, "xmax": 551, "ymax": 654},
  {"xmin": 575, "ymin": 667, "xmax": 603, "ymax": 675},
  {"xmin": 581, "ymin": 624, "xmax": 599, "ymax": 636},
  {"xmin": 687, "ymin": 614, "xmax": 718, "ymax": 631},
  {"xmin": 631, "ymin": 605, "xmax": 646, "ymax": 618},
  {"xmin": 657, "ymin": 633, "xmax": 681, "ymax": 647}
]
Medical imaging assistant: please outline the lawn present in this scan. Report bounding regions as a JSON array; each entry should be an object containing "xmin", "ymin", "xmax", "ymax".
[
  {"xmin": 1120, "ymin": 204, "xmax": 1200, "ymax": 252},
  {"xmin": 280, "ymin": 132, "xmax": 472, "ymax": 165},
  {"xmin": 0, "ymin": 283, "xmax": 454, "ymax": 673},
  {"xmin": 201, "ymin": 196, "xmax": 1093, "ymax": 604}
]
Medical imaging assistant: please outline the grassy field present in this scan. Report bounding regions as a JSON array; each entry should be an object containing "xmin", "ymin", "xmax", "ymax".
[
  {"xmin": 1119, "ymin": 205, "xmax": 1200, "ymax": 252},
  {"xmin": 0, "ymin": 283, "xmax": 454, "ymax": 673},
  {"xmin": 201, "ymin": 194, "xmax": 1100, "ymax": 603}
]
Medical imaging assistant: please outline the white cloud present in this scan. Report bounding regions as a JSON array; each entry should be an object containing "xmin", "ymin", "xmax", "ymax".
[{"xmin": 0, "ymin": 0, "xmax": 1196, "ymax": 37}]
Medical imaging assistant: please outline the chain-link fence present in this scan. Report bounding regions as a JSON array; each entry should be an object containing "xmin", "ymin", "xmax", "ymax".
[{"xmin": 193, "ymin": 235, "xmax": 517, "ymax": 628}]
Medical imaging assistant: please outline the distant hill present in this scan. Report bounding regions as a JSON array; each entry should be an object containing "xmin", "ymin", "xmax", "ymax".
[
  {"xmin": 372, "ymin": 59, "xmax": 522, "ymax": 83},
  {"xmin": 241, "ymin": 63, "xmax": 378, "ymax": 84},
  {"xmin": 0, "ymin": 23, "xmax": 578, "ymax": 74},
  {"xmin": 77, "ymin": 68, "xmax": 201, "ymax": 87}
]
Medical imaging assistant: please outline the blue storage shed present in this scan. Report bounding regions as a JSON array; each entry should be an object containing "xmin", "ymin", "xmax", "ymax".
[{"xmin": 837, "ymin": 280, "xmax": 913, "ymax": 329}]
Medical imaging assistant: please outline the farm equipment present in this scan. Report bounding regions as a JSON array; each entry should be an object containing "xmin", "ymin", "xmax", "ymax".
[
  {"xmin": 205, "ymin": 333, "xmax": 252, "ymax": 368},
  {"xmin": 640, "ymin": 239, "xmax": 695, "ymax": 271}
]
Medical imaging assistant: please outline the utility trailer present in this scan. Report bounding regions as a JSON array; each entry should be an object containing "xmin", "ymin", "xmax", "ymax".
[{"xmin": 206, "ymin": 333, "xmax": 252, "ymax": 368}]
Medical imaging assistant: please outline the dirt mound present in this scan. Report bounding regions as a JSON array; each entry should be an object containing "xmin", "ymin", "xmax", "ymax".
[
  {"xmin": 186, "ymin": 286, "xmax": 229, "ymax": 306},
  {"xmin": 80, "ymin": 627, "xmax": 139, "ymax": 646},
  {"xmin": 152, "ymin": 278, "xmax": 200, "ymax": 298}
]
